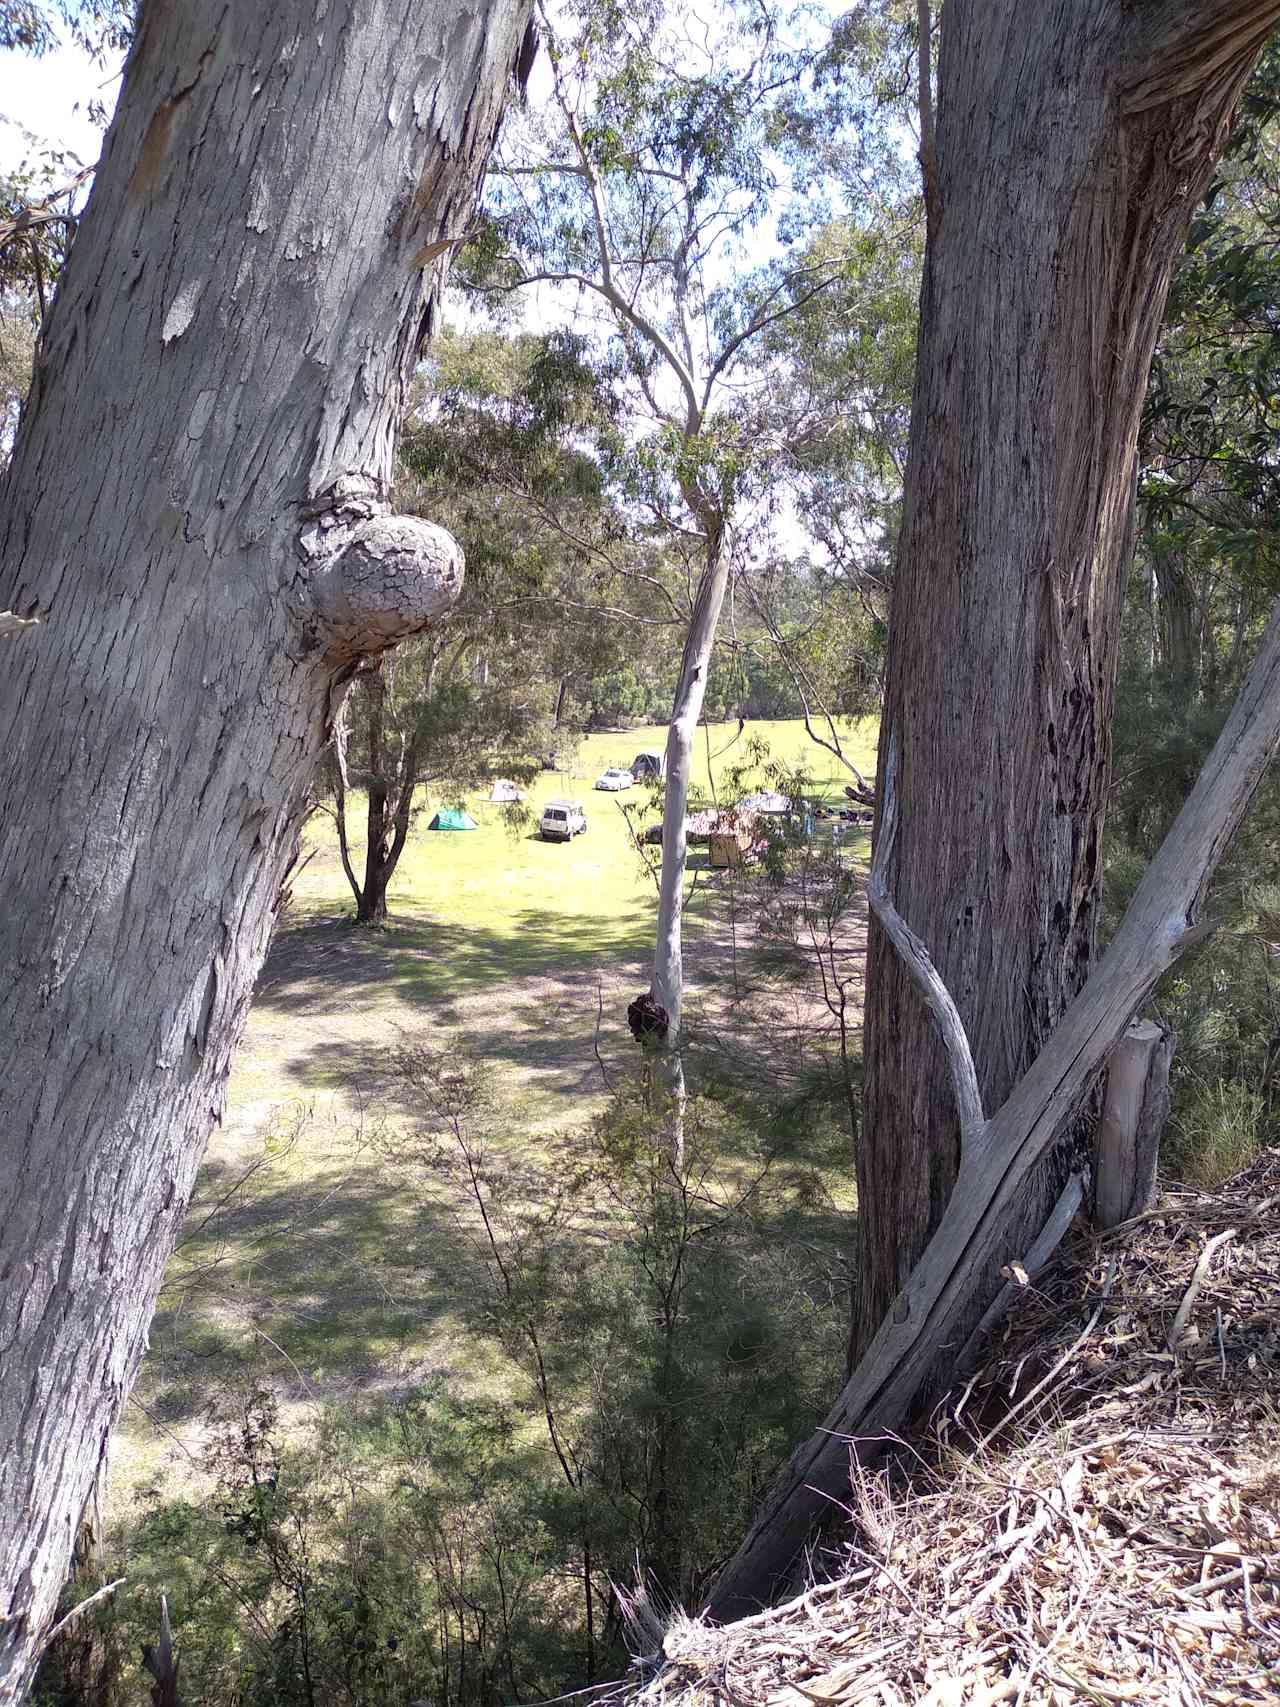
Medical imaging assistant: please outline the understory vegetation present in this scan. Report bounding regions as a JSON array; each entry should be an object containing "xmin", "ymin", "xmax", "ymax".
[{"xmin": 43, "ymin": 1020, "xmax": 852, "ymax": 1707}]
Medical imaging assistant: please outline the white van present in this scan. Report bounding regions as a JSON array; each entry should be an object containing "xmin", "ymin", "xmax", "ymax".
[{"xmin": 540, "ymin": 799, "xmax": 587, "ymax": 841}]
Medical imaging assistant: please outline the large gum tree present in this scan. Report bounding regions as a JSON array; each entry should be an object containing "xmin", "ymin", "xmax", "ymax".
[
  {"xmin": 0, "ymin": 1, "xmax": 531, "ymax": 1697},
  {"xmin": 711, "ymin": 0, "xmax": 1280, "ymax": 1618}
]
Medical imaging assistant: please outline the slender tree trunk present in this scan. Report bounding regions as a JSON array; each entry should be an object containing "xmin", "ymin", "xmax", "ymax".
[
  {"xmin": 0, "ymin": 3, "xmax": 529, "ymax": 1697},
  {"xmin": 856, "ymin": 0, "xmax": 1280, "ymax": 1366},
  {"xmin": 650, "ymin": 514, "xmax": 734, "ymax": 1158},
  {"xmin": 359, "ymin": 664, "xmax": 391, "ymax": 923},
  {"xmin": 1155, "ymin": 548, "xmax": 1199, "ymax": 688},
  {"xmin": 332, "ymin": 701, "xmax": 364, "ymax": 911},
  {"xmin": 386, "ymin": 732, "xmax": 422, "ymax": 874}
]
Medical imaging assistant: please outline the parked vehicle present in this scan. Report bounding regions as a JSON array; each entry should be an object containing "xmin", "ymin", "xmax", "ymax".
[
  {"xmin": 540, "ymin": 799, "xmax": 588, "ymax": 840},
  {"xmin": 594, "ymin": 767, "xmax": 634, "ymax": 791}
]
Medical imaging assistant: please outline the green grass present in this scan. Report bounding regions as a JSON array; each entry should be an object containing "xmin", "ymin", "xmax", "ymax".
[{"xmin": 291, "ymin": 716, "xmax": 879, "ymax": 962}]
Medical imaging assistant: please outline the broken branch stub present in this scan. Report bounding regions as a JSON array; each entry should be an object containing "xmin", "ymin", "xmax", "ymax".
[{"xmin": 1092, "ymin": 1019, "xmax": 1172, "ymax": 1229}]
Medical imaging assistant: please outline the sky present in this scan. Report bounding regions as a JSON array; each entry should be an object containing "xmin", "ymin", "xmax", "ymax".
[
  {"xmin": 0, "ymin": 33, "xmax": 121, "ymax": 175},
  {"xmin": 0, "ymin": 17, "xmax": 842, "ymax": 563}
]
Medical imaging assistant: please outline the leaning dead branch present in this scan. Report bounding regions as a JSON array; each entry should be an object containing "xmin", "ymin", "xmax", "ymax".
[{"xmin": 711, "ymin": 593, "xmax": 1280, "ymax": 1618}]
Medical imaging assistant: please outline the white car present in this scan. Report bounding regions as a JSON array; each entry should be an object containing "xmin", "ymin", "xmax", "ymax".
[
  {"xmin": 540, "ymin": 800, "xmax": 588, "ymax": 841},
  {"xmin": 594, "ymin": 767, "xmax": 634, "ymax": 792}
]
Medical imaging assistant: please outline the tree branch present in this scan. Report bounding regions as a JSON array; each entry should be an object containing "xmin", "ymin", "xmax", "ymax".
[
  {"xmin": 1123, "ymin": 0, "xmax": 1280, "ymax": 112},
  {"xmin": 0, "ymin": 164, "xmax": 93, "ymax": 256},
  {"xmin": 917, "ymin": 0, "xmax": 939, "ymax": 221},
  {"xmin": 702, "ymin": 271, "xmax": 838, "ymax": 407},
  {"xmin": 536, "ymin": 10, "xmax": 702, "ymax": 431},
  {"xmin": 868, "ymin": 734, "xmax": 986, "ymax": 1152},
  {"xmin": 739, "ymin": 576, "xmax": 876, "ymax": 795}
]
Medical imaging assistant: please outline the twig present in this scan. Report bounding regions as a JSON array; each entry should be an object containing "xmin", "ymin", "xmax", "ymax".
[
  {"xmin": 250, "ymin": 1326, "xmax": 316, "ymax": 1399},
  {"xmin": 970, "ymin": 1459, "xmax": 1085, "ymax": 1614},
  {"xmin": 594, "ymin": 983, "xmax": 616, "ymax": 1091},
  {"xmin": 957, "ymin": 1170, "xmax": 1087, "ymax": 1370},
  {"xmin": 975, "ymin": 1303, "xmax": 1105, "ymax": 1453},
  {"xmin": 1166, "ymin": 1229, "xmax": 1237, "ymax": 1352},
  {"xmin": 868, "ymin": 733, "xmax": 986, "ymax": 1152},
  {"xmin": 44, "ymin": 1578, "xmax": 127, "ymax": 1645}
]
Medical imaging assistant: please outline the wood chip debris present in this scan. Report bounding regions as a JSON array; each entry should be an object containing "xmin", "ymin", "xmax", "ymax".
[{"xmin": 604, "ymin": 1150, "xmax": 1280, "ymax": 1706}]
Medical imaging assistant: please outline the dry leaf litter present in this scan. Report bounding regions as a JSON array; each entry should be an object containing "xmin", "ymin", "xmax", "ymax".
[{"xmin": 599, "ymin": 1148, "xmax": 1280, "ymax": 1707}]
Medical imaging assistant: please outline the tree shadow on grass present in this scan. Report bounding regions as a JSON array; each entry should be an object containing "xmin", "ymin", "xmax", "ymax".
[
  {"xmin": 256, "ymin": 906, "xmax": 653, "ymax": 1014},
  {"xmin": 139, "ymin": 1135, "xmax": 524, "ymax": 1428}
]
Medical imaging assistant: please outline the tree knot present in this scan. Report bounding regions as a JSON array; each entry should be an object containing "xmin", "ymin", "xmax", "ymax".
[
  {"xmin": 627, "ymin": 991, "xmax": 669, "ymax": 1045},
  {"xmin": 298, "ymin": 474, "xmax": 464, "ymax": 664}
]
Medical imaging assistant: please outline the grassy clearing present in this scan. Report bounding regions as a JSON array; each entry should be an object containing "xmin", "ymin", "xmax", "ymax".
[
  {"xmin": 116, "ymin": 718, "xmax": 876, "ymax": 1502},
  {"xmin": 290, "ymin": 716, "xmax": 879, "ymax": 967}
]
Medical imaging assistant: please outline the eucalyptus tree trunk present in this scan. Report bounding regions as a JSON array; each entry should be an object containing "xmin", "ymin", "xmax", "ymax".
[
  {"xmin": 856, "ymin": 0, "xmax": 1280, "ymax": 1364},
  {"xmin": 0, "ymin": 2, "xmax": 530, "ymax": 1697},
  {"xmin": 711, "ymin": 589, "xmax": 1280, "ymax": 1619},
  {"xmin": 650, "ymin": 513, "xmax": 734, "ymax": 1158},
  {"xmin": 350, "ymin": 662, "xmax": 421, "ymax": 926},
  {"xmin": 707, "ymin": 0, "xmax": 1280, "ymax": 1625}
]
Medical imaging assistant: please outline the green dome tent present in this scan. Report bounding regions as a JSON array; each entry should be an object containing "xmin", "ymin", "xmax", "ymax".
[{"xmin": 428, "ymin": 806, "xmax": 479, "ymax": 831}]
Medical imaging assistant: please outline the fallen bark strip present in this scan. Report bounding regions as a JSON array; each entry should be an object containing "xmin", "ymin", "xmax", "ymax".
[{"xmin": 708, "ymin": 594, "xmax": 1280, "ymax": 1621}]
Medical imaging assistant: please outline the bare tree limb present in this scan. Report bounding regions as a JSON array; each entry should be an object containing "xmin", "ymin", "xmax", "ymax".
[
  {"xmin": 709, "ymin": 590, "xmax": 1280, "ymax": 1619},
  {"xmin": 43, "ymin": 1579, "xmax": 126, "ymax": 1647},
  {"xmin": 0, "ymin": 165, "xmax": 94, "ymax": 255},
  {"xmin": 954, "ymin": 1168, "xmax": 1087, "ymax": 1372},
  {"xmin": 868, "ymin": 734, "xmax": 986, "ymax": 1153}
]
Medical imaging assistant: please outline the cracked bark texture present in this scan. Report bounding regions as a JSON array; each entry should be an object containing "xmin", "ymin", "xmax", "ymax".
[
  {"xmin": 0, "ymin": 1, "xmax": 530, "ymax": 1697},
  {"xmin": 857, "ymin": 0, "xmax": 1280, "ymax": 1363}
]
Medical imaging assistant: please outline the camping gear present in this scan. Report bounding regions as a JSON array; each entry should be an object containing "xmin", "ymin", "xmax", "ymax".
[
  {"xmin": 489, "ymin": 779, "xmax": 524, "ymax": 802},
  {"xmin": 709, "ymin": 831, "xmax": 745, "ymax": 868},
  {"xmin": 428, "ymin": 807, "xmax": 479, "ymax": 831},
  {"xmin": 631, "ymin": 749, "xmax": 666, "ymax": 780}
]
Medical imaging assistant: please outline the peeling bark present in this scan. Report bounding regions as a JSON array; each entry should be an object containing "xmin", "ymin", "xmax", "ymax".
[{"xmin": 0, "ymin": 2, "xmax": 530, "ymax": 1697}]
